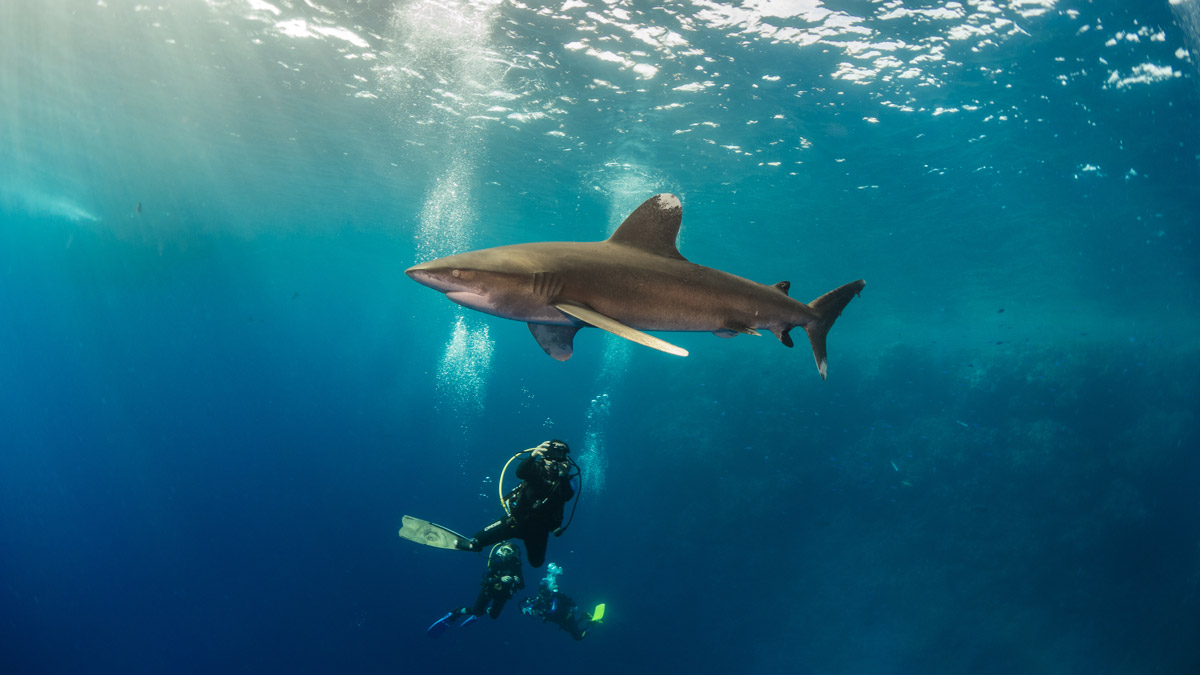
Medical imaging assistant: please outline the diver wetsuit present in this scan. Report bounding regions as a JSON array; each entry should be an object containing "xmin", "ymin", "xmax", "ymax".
[
  {"xmin": 522, "ymin": 586, "xmax": 594, "ymax": 640},
  {"xmin": 469, "ymin": 548, "xmax": 524, "ymax": 618},
  {"xmin": 470, "ymin": 454, "xmax": 575, "ymax": 568},
  {"xmin": 428, "ymin": 545, "xmax": 524, "ymax": 636}
]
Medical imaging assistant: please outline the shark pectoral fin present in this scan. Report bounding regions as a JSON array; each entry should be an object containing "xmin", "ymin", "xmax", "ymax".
[
  {"xmin": 713, "ymin": 329, "xmax": 738, "ymax": 338},
  {"xmin": 553, "ymin": 303, "xmax": 688, "ymax": 357},
  {"xmin": 528, "ymin": 323, "xmax": 580, "ymax": 361}
]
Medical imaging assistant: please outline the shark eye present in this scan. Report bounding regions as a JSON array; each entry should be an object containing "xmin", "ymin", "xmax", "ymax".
[{"xmin": 451, "ymin": 269, "xmax": 461, "ymax": 278}]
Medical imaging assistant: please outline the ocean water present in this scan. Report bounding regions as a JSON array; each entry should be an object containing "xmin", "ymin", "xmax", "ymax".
[{"xmin": 1, "ymin": 0, "xmax": 1198, "ymax": 673}]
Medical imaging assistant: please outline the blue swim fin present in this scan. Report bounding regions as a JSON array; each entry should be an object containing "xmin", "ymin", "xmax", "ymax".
[
  {"xmin": 426, "ymin": 611, "xmax": 457, "ymax": 638},
  {"xmin": 459, "ymin": 613, "xmax": 479, "ymax": 627}
]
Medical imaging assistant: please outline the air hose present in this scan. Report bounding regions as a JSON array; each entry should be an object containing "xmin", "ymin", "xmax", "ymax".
[{"xmin": 498, "ymin": 448, "xmax": 537, "ymax": 516}]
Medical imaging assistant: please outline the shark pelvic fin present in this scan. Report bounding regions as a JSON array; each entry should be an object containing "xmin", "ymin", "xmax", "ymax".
[
  {"xmin": 529, "ymin": 323, "xmax": 580, "ymax": 361},
  {"xmin": 607, "ymin": 194, "xmax": 687, "ymax": 261},
  {"xmin": 719, "ymin": 321, "xmax": 760, "ymax": 337},
  {"xmin": 553, "ymin": 302, "xmax": 689, "ymax": 357}
]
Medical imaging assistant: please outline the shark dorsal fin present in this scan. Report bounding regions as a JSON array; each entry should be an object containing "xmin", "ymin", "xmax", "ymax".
[
  {"xmin": 607, "ymin": 194, "xmax": 686, "ymax": 260},
  {"xmin": 774, "ymin": 281, "xmax": 790, "ymax": 296}
]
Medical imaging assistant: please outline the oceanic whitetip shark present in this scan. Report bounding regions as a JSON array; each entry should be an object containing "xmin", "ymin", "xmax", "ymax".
[{"xmin": 406, "ymin": 194, "xmax": 865, "ymax": 379}]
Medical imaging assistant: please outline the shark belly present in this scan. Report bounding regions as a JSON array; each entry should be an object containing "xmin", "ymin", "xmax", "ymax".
[{"xmin": 447, "ymin": 290, "xmax": 573, "ymax": 325}]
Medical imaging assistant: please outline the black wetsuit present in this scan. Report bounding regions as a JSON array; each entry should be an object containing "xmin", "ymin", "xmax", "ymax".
[
  {"xmin": 469, "ymin": 552, "xmax": 524, "ymax": 618},
  {"xmin": 471, "ymin": 456, "xmax": 575, "ymax": 568},
  {"xmin": 523, "ymin": 586, "xmax": 593, "ymax": 640}
]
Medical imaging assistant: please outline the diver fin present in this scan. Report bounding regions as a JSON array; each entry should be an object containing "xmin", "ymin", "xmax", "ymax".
[
  {"xmin": 427, "ymin": 609, "xmax": 474, "ymax": 638},
  {"xmin": 802, "ymin": 279, "xmax": 866, "ymax": 380},
  {"xmin": 606, "ymin": 194, "xmax": 687, "ymax": 261},
  {"xmin": 399, "ymin": 515, "xmax": 473, "ymax": 551},
  {"xmin": 578, "ymin": 604, "xmax": 605, "ymax": 639},
  {"xmin": 426, "ymin": 611, "xmax": 457, "ymax": 638},
  {"xmin": 553, "ymin": 302, "xmax": 688, "ymax": 357},
  {"xmin": 528, "ymin": 323, "xmax": 580, "ymax": 361}
]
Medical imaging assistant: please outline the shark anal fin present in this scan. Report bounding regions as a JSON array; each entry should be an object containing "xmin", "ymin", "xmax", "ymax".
[
  {"xmin": 553, "ymin": 302, "xmax": 688, "ymax": 357},
  {"xmin": 529, "ymin": 323, "xmax": 580, "ymax": 361}
]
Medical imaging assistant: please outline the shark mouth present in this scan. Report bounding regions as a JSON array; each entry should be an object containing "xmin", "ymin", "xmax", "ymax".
[{"xmin": 446, "ymin": 291, "xmax": 497, "ymax": 313}]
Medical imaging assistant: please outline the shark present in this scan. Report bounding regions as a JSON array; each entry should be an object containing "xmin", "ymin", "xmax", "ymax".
[{"xmin": 406, "ymin": 194, "xmax": 865, "ymax": 379}]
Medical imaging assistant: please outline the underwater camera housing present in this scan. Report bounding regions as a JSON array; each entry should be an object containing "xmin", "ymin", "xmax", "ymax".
[{"xmin": 542, "ymin": 439, "xmax": 569, "ymax": 461}]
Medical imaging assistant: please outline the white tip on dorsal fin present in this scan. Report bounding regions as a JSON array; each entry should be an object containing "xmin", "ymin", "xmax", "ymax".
[{"xmin": 607, "ymin": 194, "xmax": 686, "ymax": 260}]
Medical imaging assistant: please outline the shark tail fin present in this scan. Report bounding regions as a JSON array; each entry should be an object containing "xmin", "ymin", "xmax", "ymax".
[{"xmin": 802, "ymin": 279, "xmax": 866, "ymax": 380}]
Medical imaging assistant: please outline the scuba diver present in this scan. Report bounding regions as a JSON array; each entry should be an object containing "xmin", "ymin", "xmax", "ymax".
[
  {"xmin": 465, "ymin": 439, "xmax": 579, "ymax": 568},
  {"xmin": 397, "ymin": 439, "xmax": 581, "ymax": 568},
  {"xmin": 521, "ymin": 562, "xmax": 604, "ymax": 641},
  {"xmin": 426, "ymin": 542, "xmax": 525, "ymax": 638}
]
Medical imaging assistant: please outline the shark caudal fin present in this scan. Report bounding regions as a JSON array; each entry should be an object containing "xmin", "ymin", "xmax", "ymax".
[{"xmin": 801, "ymin": 279, "xmax": 866, "ymax": 380}]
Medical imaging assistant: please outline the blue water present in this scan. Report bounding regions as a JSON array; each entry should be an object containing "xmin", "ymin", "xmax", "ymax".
[{"xmin": 2, "ymin": 1, "xmax": 1198, "ymax": 673}]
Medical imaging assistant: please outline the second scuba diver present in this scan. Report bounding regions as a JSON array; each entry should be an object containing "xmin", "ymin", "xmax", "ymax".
[{"xmin": 426, "ymin": 542, "xmax": 525, "ymax": 637}]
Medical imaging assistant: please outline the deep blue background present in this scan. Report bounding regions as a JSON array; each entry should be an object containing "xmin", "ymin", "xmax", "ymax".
[{"xmin": 3, "ymin": 1, "xmax": 1199, "ymax": 673}]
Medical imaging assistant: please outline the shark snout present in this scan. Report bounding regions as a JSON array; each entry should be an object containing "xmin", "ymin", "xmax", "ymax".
[
  {"xmin": 405, "ymin": 264, "xmax": 433, "ymax": 286},
  {"xmin": 406, "ymin": 263, "xmax": 458, "ymax": 292}
]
